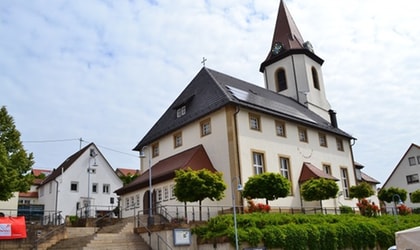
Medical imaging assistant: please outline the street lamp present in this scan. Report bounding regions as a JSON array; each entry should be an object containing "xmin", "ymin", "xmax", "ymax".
[
  {"xmin": 87, "ymin": 148, "xmax": 98, "ymax": 218},
  {"xmin": 392, "ymin": 194, "xmax": 403, "ymax": 224},
  {"xmin": 140, "ymin": 146, "xmax": 154, "ymax": 226},
  {"xmin": 232, "ymin": 177, "xmax": 243, "ymax": 250}
]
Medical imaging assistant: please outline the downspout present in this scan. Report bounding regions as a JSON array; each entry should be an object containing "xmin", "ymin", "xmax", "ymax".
[
  {"xmin": 233, "ymin": 106, "xmax": 242, "ymax": 207},
  {"xmin": 53, "ymin": 179, "xmax": 59, "ymax": 225}
]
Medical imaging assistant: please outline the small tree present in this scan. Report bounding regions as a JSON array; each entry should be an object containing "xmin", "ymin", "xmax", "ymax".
[
  {"xmin": 242, "ymin": 172, "xmax": 290, "ymax": 205},
  {"xmin": 174, "ymin": 168, "xmax": 226, "ymax": 221},
  {"xmin": 378, "ymin": 187, "xmax": 407, "ymax": 203},
  {"xmin": 349, "ymin": 182, "xmax": 375, "ymax": 201},
  {"xmin": 301, "ymin": 178, "xmax": 339, "ymax": 209},
  {"xmin": 411, "ymin": 189, "xmax": 420, "ymax": 203},
  {"xmin": 119, "ymin": 173, "xmax": 139, "ymax": 186},
  {"xmin": 0, "ymin": 106, "xmax": 34, "ymax": 201}
]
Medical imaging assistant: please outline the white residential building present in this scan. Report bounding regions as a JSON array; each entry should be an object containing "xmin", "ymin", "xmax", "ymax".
[
  {"xmin": 38, "ymin": 143, "xmax": 122, "ymax": 220},
  {"xmin": 382, "ymin": 143, "xmax": 420, "ymax": 209}
]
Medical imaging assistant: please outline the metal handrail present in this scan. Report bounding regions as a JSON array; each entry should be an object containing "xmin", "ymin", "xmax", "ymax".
[
  {"xmin": 137, "ymin": 214, "xmax": 173, "ymax": 250},
  {"xmin": 32, "ymin": 223, "xmax": 66, "ymax": 250}
]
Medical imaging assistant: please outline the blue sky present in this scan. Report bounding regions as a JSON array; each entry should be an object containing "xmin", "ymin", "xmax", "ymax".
[{"xmin": 1, "ymin": 0, "xmax": 419, "ymax": 185}]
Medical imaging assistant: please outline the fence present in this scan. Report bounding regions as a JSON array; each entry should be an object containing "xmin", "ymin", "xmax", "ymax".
[{"xmin": 0, "ymin": 208, "xmax": 63, "ymax": 225}]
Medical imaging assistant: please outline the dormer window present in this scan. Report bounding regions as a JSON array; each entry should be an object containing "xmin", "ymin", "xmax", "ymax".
[
  {"xmin": 276, "ymin": 68, "xmax": 287, "ymax": 92},
  {"xmin": 176, "ymin": 105, "xmax": 186, "ymax": 118}
]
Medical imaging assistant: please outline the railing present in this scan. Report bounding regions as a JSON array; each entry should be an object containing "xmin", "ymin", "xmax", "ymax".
[
  {"xmin": 32, "ymin": 223, "xmax": 66, "ymax": 250},
  {"xmin": 0, "ymin": 208, "xmax": 63, "ymax": 225},
  {"xmin": 77, "ymin": 204, "xmax": 117, "ymax": 218},
  {"xmin": 136, "ymin": 213, "xmax": 173, "ymax": 250}
]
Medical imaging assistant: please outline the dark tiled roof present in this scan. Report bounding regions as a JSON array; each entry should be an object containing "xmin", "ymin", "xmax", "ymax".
[
  {"xmin": 298, "ymin": 162, "xmax": 339, "ymax": 183},
  {"xmin": 41, "ymin": 143, "xmax": 93, "ymax": 185},
  {"xmin": 361, "ymin": 172, "xmax": 380, "ymax": 184},
  {"xmin": 116, "ymin": 144, "xmax": 216, "ymax": 195},
  {"xmin": 134, "ymin": 67, "xmax": 353, "ymax": 151}
]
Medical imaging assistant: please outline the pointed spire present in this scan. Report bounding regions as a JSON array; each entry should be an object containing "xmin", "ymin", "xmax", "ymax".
[
  {"xmin": 260, "ymin": 0, "xmax": 323, "ymax": 72},
  {"xmin": 270, "ymin": 0, "xmax": 305, "ymax": 52}
]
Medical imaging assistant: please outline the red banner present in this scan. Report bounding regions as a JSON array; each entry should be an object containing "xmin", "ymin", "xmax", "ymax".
[{"xmin": 0, "ymin": 216, "xmax": 27, "ymax": 239}]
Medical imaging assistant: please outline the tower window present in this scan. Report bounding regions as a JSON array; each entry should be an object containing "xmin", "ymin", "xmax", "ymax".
[
  {"xmin": 276, "ymin": 68, "xmax": 287, "ymax": 92},
  {"xmin": 312, "ymin": 67, "xmax": 320, "ymax": 90}
]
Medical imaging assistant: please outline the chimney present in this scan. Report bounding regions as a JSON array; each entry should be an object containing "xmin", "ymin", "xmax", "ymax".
[{"xmin": 329, "ymin": 109, "xmax": 338, "ymax": 128}]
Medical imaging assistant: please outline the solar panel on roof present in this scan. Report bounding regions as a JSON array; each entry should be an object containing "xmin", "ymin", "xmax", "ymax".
[{"xmin": 226, "ymin": 85, "xmax": 316, "ymax": 123}]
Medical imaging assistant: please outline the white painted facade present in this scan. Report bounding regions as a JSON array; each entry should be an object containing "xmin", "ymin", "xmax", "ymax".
[
  {"xmin": 0, "ymin": 192, "xmax": 19, "ymax": 216},
  {"xmin": 382, "ymin": 143, "xmax": 420, "ymax": 209},
  {"xmin": 38, "ymin": 144, "xmax": 122, "ymax": 219}
]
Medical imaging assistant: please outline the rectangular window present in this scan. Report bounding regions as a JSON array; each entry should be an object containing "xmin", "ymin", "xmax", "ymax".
[
  {"xmin": 336, "ymin": 138, "xmax": 344, "ymax": 151},
  {"xmin": 131, "ymin": 196, "xmax": 134, "ymax": 207},
  {"xmin": 417, "ymin": 156, "xmax": 420, "ymax": 164},
  {"xmin": 152, "ymin": 143, "xmax": 159, "ymax": 157},
  {"xmin": 319, "ymin": 133, "xmax": 327, "ymax": 147},
  {"xmin": 409, "ymin": 157, "xmax": 416, "ymax": 166},
  {"xmin": 275, "ymin": 121, "xmax": 286, "ymax": 137},
  {"xmin": 279, "ymin": 157, "xmax": 292, "ymax": 194},
  {"xmin": 174, "ymin": 132, "xmax": 182, "ymax": 148},
  {"xmin": 323, "ymin": 164, "xmax": 331, "ymax": 175},
  {"xmin": 103, "ymin": 184, "xmax": 110, "ymax": 194},
  {"xmin": 163, "ymin": 186, "xmax": 169, "ymax": 201},
  {"xmin": 92, "ymin": 183, "xmax": 98, "ymax": 193},
  {"xmin": 407, "ymin": 174, "xmax": 419, "ymax": 184},
  {"xmin": 298, "ymin": 127, "xmax": 308, "ymax": 142},
  {"xmin": 70, "ymin": 182, "xmax": 78, "ymax": 192},
  {"xmin": 136, "ymin": 194, "xmax": 140, "ymax": 206},
  {"xmin": 340, "ymin": 168, "xmax": 350, "ymax": 198},
  {"xmin": 170, "ymin": 184, "xmax": 176, "ymax": 200},
  {"xmin": 125, "ymin": 198, "xmax": 129, "ymax": 209},
  {"xmin": 252, "ymin": 152, "xmax": 264, "ymax": 175},
  {"xmin": 200, "ymin": 118, "xmax": 212, "ymax": 136},
  {"xmin": 157, "ymin": 188, "xmax": 163, "ymax": 202},
  {"xmin": 176, "ymin": 105, "xmax": 186, "ymax": 118},
  {"xmin": 249, "ymin": 113, "xmax": 261, "ymax": 131}
]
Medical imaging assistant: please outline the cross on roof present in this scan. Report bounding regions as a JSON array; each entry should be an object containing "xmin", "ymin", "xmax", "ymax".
[{"xmin": 201, "ymin": 57, "xmax": 207, "ymax": 66}]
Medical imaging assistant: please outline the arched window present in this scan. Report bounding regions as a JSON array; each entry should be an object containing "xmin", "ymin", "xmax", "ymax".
[
  {"xmin": 312, "ymin": 67, "xmax": 320, "ymax": 90},
  {"xmin": 276, "ymin": 68, "xmax": 287, "ymax": 92}
]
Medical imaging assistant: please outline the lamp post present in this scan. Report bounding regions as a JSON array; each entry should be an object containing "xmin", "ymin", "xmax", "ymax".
[
  {"xmin": 231, "ymin": 177, "xmax": 243, "ymax": 250},
  {"xmin": 87, "ymin": 149, "xmax": 98, "ymax": 218},
  {"xmin": 392, "ymin": 194, "xmax": 403, "ymax": 224},
  {"xmin": 140, "ymin": 146, "xmax": 154, "ymax": 226}
]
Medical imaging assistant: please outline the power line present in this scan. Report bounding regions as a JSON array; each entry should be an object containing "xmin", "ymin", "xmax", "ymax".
[{"xmin": 23, "ymin": 138, "xmax": 139, "ymax": 158}]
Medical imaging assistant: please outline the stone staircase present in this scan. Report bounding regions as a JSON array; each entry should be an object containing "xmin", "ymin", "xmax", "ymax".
[{"xmin": 47, "ymin": 220, "xmax": 150, "ymax": 250}]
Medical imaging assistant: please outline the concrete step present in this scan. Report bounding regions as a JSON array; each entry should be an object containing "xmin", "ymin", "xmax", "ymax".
[{"xmin": 47, "ymin": 235, "xmax": 93, "ymax": 250}]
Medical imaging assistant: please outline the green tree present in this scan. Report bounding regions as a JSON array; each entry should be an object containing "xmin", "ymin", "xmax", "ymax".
[
  {"xmin": 0, "ymin": 106, "xmax": 34, "ymax": 201},
  {"xmin": 174, "ymin": 168, "xmax": 226, "ymax": 220},
  {"xmin": 119, "ymin": 173, "xmax": 139, "ymax": 186},
  {"xmin": 242, "ymin": 172, "xmax": 290, "ymax": 205},
  {"xmin": 378, "ymin": 187, "xmax": 407, "ymax": 203},
  {"xmin": 349, "ymin": 182, "xmax": 375, "ymax": 201},
  {"xmin": 410, "ymin": 189, "xmax": 420, "ymax": 203},
  {"xmin": 301, "ymin": 178, "xmax": 339, "ymax": 209}
]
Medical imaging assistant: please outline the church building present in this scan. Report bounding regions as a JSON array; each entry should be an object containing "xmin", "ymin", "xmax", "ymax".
[{"xmin": 116, "ymin": 0, "xmax": 360, "ymax": 219}]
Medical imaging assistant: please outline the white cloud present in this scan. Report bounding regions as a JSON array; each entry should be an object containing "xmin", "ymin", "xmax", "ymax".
[{"xmin": 1, "ymin": 0, "xmax": 419, "ymax": 184}]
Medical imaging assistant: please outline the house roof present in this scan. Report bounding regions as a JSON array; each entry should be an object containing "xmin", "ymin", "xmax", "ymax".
[
  {"xmin": 381, "ymin": 143, "xmax": 420, "ymax": 188},
  {"xmin": 31, "ymin": 169, "xmax": 52, "ymax": 177},
  {"xmin": 133, "ymin": 67, "xmax": 353, "ymax": 151},
  {"xmin": 19, "ymin": 192, "xmax": 38, "ymax": 198},
  {"xmin": 259, "ymin": 0, "xmax": 324, "ymax": 72},
  {"xmin": 40, "ymin": 143, "xmax": 101, "ymax": 185},
  {"xmin": 116, "ymin": 168, "xmax": 140, "ymax": 177},
  {"xmin": 298, "ymin": 162, "xmax": 339, "ymax": 183},
  {"xmin": 116, "ymin": 144, "xmax": 216, "ymax": 195},
  {"xmin": 361, "ymin": 171, "xmax": 380, "ymax": 184}
]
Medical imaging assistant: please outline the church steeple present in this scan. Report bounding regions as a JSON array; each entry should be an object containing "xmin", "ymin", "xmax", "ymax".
[{"xmin": 260, "ymin": 0, "xmax": 332, "ymax": 122}]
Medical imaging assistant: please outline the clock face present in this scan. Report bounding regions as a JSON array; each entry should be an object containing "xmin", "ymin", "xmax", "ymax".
[{"xmin": 272, "ymin": 42, "xmax": 282, "ymax": 55}]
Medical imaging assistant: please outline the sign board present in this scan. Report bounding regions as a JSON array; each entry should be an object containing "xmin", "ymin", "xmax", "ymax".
[
  {"xmin": 0, "ymin": 216, "xmax": 27, "ymax": 240},
  {"xmin": 173, "ymin": 228, "xmax": 191, "ymax": 246}
]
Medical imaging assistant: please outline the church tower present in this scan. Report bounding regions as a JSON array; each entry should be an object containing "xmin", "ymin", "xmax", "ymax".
[{"xmin": 260, "ymin": 0, "xmax": 332, "ymax": 122}]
